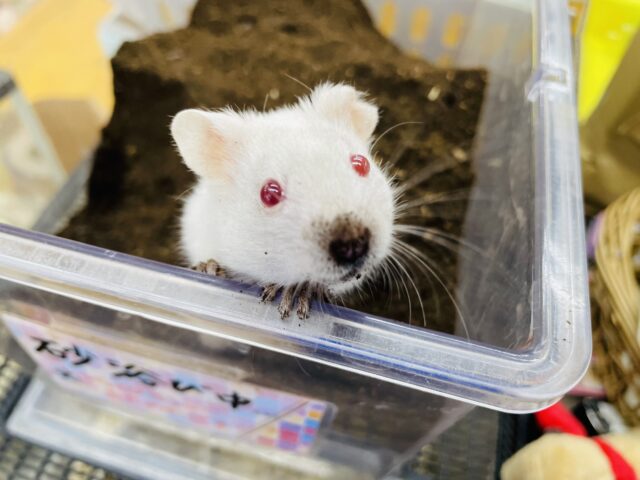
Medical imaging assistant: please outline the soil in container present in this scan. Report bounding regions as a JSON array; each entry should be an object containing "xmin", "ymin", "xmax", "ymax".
[{"xmin": 58, "ymin": 0, "xmax": 487, "ymax": 335}]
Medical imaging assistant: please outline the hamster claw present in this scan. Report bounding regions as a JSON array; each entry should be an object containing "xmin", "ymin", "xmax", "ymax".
[
  {"xmin": 263, "ymin": 283, "xmax": 311, "ymax": 320},
  {"xmin": 277, "ymin": 286, "xmax": 295, "ymax": 319},
  {"xmin": 296, "ymin": 284, "xmax": 310, "ymax": 320},
  {"xmin": 261, "ymin": 284, "xmax": 280, "ymax": 303},
  {"xmin": 193, "ymin": 259, "xmax": 226, "ymax": 277},
  {"xmin": 296, "ymin": 297, "xmax": 310, "ymax": 319}
]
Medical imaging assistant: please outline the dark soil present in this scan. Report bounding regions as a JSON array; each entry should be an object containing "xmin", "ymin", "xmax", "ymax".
[{"xmin": 58, "ymin": 0, "xmax": 486, "ymax": 334}]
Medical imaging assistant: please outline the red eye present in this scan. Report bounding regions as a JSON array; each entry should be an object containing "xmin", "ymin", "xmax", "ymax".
[
  {"xmin": 260, "ymin": 179, "xmax": 283, "ymax": 207},
  {"xmin": 350, "ymin": 154, "xmax": 370, "ymax": 177}
]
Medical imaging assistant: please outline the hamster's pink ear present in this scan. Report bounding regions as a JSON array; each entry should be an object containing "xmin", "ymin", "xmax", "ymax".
[
  {"xmin": 170, "ymin": 109, "xmax": 240, "ymax": 179},
  {"xmin": 309, "ymin": 83, "xmax": 379, "ymax": 141}
]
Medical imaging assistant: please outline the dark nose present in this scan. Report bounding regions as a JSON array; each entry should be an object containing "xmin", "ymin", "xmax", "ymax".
[{"xmin": 329, "ymin": 229, "xmax": 371, "ymax": 266}]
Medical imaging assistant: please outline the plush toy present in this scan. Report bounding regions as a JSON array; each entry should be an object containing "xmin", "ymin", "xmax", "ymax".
[{"xmin": 501, "ymin": 402, "xmax": 639, "ymax": 480}]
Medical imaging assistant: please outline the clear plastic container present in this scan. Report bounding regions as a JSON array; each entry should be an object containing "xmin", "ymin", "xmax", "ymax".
[{"xmin": 0, "ymin": 0, "xmax": 590, "ymax": 478}]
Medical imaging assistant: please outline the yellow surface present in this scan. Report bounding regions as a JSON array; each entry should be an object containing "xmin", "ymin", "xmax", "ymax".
[
  {"xmin": 441, "ymin": 13, "xmax": 464, "ymax": 49},
  {"xmin": 0, "ymin": 0, "xmax": 114, "ymax": 124},
  {"xmin": 378, "ymin": 1, "xmax": 397, "ymax": 38},
  {"xmin": 409, "ymin": 7, "xmax": 430, "ymax": 43},
  {"xmin": 578, "ymin": 0, "xmax": 640, "ymax": 123}
]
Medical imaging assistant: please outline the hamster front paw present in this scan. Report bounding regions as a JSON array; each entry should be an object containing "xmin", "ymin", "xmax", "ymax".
[
  {"xmin": 279, "ymin": 284, "xmax": 311, "ymax": 320},
  {"xmin": 295, "ymin": 284, "xmax": 310, "ymax": 320},
  {"xmin": 260, "ymin": 284, "xmax": 280, "ymax": 303},
  {"xmin": 261, "ymin": 283, "xmax": 311, "ymax": 320},
  {"xmin": 192, "ymin": 259, "xmax": 227, "ymax": 277}
]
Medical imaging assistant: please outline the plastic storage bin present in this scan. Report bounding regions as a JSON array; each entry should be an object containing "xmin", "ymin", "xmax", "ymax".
[{"xmin": 0, "ymin": 0, "xmax": 589, "ymax": 478}]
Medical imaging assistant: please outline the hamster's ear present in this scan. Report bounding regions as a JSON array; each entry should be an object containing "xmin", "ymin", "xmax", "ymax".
[
  {"xmin": 170, "ymin": 109, "xmax": 241, "ymax": 179},
  {"xmin": 309, "ymin": 83, "xmax": 379, "ymax": 141}
]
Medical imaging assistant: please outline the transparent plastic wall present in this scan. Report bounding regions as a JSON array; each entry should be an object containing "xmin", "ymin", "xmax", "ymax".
[
  {"xmin": 368, "ymin": 0, "xmax": 539, "ymax": 348},
  {"xmin": 0, "ymin": 0, "xmax": 589, "ymax": 479}
]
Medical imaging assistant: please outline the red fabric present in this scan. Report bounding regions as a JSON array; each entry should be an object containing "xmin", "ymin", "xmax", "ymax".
[
  {"xmin": 594, "ymin": 438, "xmax": 637, "ymax": 480},
  {"xmin": 535, "ymin": 402, "xmax": 588, "ymax": 436},
  {"xmin": 534, "ymin": 402, "xmax": 637, "ymax": 480}
]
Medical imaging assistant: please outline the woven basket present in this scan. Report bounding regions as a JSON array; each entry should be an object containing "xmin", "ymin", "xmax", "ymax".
[{"xmin": 591, "ymin": 187, "xmax": 640, "ymax": 426}]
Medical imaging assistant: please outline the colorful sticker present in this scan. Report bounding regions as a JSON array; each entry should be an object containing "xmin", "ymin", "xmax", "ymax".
[{"xmin": 1, "ymin": 310, "xmax": 331, "ymax": 454}]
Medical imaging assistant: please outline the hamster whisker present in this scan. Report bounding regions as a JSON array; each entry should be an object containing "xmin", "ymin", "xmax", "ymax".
[
  {"xmin": 390, "ymin": 244, "xmax": 425, "ymax": 324},
  {"xmin": 381, "ymin": 261, "xmax": 401, "ymax": 311},
  {"xmin": 397, "ymin": 189, "xmax": 472, "ymax": 211},
  {"xmin": 282, "ymin": 72, "xmax": 313, "ymax": 93},
  {"xmin": 390, "ymin": 243, "xmax": 433, "ymax": 329},
  {"xmin": 395, "ymin": 225, "xmax": 520, "ymax": 290},
  {"xmin": 386, "ymin": 253, "xmax": 416, "ymax": 326},
  {"xmin": 314, "ymin": 284, "xmax": 330, "ymax": 316},
  {"xmin": 378, "ymin": 153, "xmax": 397, "ymax": 178},
  {"xmin": 263, "ymin": 92, "xmax": 270, "ymax": 112},
  {"xmin": 395, "ymin": 224, "xmax": 487, "ymax": 259},
  {"xmin": 361, "ymin": 275, "xmax": 375, "ymax": 299},
  {"xmin": 393, "ymin": 239, "xmax": 470, "ymax": 340},
  {"xmin": 395, "ymin": 158, "xmax": 458, "ymax": 194},
  {"xmin": 333, "ymin": 292, "xmax": 348, "ymax": 309},
  {"xmin": 391, "ymin": 186, "xmax": 409, "ymax": 223},
  {"xmin": 384, "ymin": 139, "xmax": 411, "ymax": 170},
  {"xmin": 393, "ymin": 207, "xmax": 410, "ymax": 223},
  {"xmin": 388, "ymin": 259, "xmax": 403, "ymax": 305},
  {"xmin": 392, "ymin": 187, "xmax": 407, "ymax": 207},
  {"xmin": 400, "ymin": 194, "xmax": 497, "ymax": 217},
  {"xmin": 393, "ymin": 251, "xmax": 427, "ymax": 328},
  {"xmin": 175, "ymin": 185, "xmax": 196, "ymax": 202},
  {"xmin": 383, "ymin": 124, "xmax": 427, "ymax": 171},
  {"xmin": 397, "ymin": 208, "xmax": 471, "ymax": 223},
  {"xmin": 354, "ymin": 282, "xmax": 366, "ymax": 304},
  {"xmin": 295, "ymin": 358, "xmax": 312, "ymax": 377},
  {"xmin": 380, "ymin": 256, "xmax": 401, "ymax": 302},
  {"xmin": 391, "ymin": 241, "xmax": 442, "ymax": 321},
  {"xmin": 377, "ymin": 259, "xmax": 391, "ymax": 291},
  {"xmin": 370, "ymin": 121, "xmax": 424, "ymax": 152}
]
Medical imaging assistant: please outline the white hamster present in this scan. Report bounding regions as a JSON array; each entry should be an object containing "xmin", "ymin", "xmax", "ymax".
[{"xmin": 171, "ymin": 82, "xmax": 396, "ymax": 319}]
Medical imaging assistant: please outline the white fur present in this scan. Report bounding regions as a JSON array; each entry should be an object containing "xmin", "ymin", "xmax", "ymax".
[{"xmin": 172, "ymin": 82, "xmax": 395, "ymax": 295}]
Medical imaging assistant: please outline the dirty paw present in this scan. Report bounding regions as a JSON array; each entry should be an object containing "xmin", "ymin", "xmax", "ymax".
[
  {"xmin": 277, "ymin": 285, "xmax": 296, "ymax": 319},
  {"xmin": 295, "ymin": 284, "xmax": 310, "ymax": 320},
  {"xmin": 192, "ymin": 259, "xmax": 227, "ymax": 277},
  {"xmin": 267, "ymin": 283, "xmax": 311, "ymax": 320},
  {"xmin": 261, "ymin": 283, "xmax": 327, "ymax": 320},
  {"xmin": 261, "ymin": 284, "xmax": 280, "ymax": 303}
]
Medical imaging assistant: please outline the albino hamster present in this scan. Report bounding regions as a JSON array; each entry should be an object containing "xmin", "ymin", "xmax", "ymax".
[{"xmin": 171, "ymin": 83, "xmax": 396, "ymax": 319}]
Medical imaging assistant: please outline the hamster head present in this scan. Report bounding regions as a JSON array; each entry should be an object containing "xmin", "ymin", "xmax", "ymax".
[{"xmin": 172, "ymin": 82, "xmax": 396, "ymax": 296}]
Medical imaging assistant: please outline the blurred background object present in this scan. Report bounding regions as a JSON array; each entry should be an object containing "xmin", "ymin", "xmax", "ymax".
[
  {"xmin": 591, "ymin": 187, "xmax": 640, "ymax": 427},
  {"xmin": 0, "ymin": 0, "xmax": 113, "ymax": 122},
  {"xmin": 0, "ymin": 0, "xmax": 110, "ymax": 229},
  {"xmin": 577, "ymin": 0, "xmax": 639, "ymax": 123},
  {"xmin": 0, "ymin": 71, "xmax": 67, "ymax": 228},
  {"xmin": 578, "ymin": 0, "xmax": 640, "ymax": 207},
  {"xmin": 98, "ymin": 0, "xmax": 197, "ymax": 58},
  {"xmin": 0, "ymin": 0, "xmax": 38, "ymax": 35}
]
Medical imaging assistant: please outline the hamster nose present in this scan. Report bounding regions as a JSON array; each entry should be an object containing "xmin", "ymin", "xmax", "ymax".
[{"xmin": 329, "ymin": 229, "xmax": 371, "ymax": 266}]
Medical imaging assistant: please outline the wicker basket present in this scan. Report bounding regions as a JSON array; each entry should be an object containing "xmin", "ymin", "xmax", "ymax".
[{"xmin": 591, "ymin": 187, "xmax": 640, "ymax": 426}]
